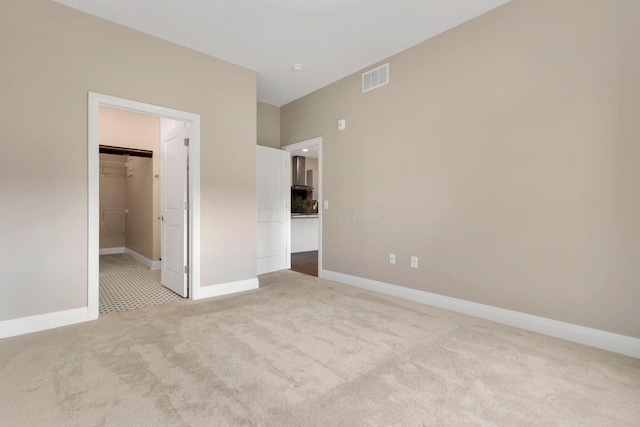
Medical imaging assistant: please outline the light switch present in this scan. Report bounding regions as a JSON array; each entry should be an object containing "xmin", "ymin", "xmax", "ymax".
[
  {"xmin": 323, "ymin": 200, "xmax": 329, "ymax": 210},
  {"xmin": 338, "ymin": 119, "xmax": 346, "ymax": 131},
  {"xmin": 411, "ymin": 256, "xmax": 419, "ymax": 269}
]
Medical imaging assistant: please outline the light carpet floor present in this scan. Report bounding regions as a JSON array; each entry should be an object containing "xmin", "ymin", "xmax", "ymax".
[
  {"xmin": 0, "ymin": 271, "xmax": 638, "ymax": 426},
  {"xmin": 99, "ymin": 270, "xmax": 183, "ymax": 314}
]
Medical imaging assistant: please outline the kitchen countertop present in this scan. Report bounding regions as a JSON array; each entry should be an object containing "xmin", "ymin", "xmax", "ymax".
[{"xmin": 291, "ymin": 213, "xmax": 318, "ymax": 218}]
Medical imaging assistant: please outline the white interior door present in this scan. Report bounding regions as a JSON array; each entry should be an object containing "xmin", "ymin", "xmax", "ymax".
[
  {"xmin": 160, "ymin": 119, "xmax": 189, "ymax": 297},
  {"xmin": 257, "ymin": 146, "xmax": 289, "ymax": 275}
]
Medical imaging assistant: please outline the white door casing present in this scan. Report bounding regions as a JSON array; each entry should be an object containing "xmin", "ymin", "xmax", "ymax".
[
  {"xmin": 160, "ymin": 119, "xmax": 189, "ymax": 297},
  {"xmin": 88, "ymin": 92, "xmax": 201, "ymax": 320},
  {"xmin": 257, "ymin": 146, "xmax": 290, "ymax": 275}
]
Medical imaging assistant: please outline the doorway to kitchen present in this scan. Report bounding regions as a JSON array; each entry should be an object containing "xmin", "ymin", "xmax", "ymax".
[{"xmin": 282, "ymin": 137, "xmax": 322, "ymax": 278}]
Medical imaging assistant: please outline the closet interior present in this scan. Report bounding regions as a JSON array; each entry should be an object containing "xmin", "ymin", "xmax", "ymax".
[{"xmin": 99, "ymin": 146, "xmax": 155, "ymax": 259}]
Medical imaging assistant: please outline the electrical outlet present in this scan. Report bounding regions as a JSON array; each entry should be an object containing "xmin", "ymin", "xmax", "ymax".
[
  {"xmin": 389, "ymin": 253, "xmax": 396, "ymax": 264},
  {"xmin": 411, "ymin": 256, "xmax": 419, "ymax": 269}
]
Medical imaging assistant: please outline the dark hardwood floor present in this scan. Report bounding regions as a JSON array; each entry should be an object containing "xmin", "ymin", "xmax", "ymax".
[{"xmin": 291, "ymin": 251, "xmax": 318, "ymax": 277}]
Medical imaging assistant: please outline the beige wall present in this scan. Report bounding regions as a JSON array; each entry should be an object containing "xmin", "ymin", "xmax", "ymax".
[
  {"xmin": 100, "ymin": 107, "xmax": 161, "ymax": 260},
  {"xmin": 305, "ymin": 158, "xmax": 318, "ymax": 173},
  {"xmin": 257, "ymin": 102, "xmax": 280, "ymax": 148},
  {"xmin": 281, "ymin": 0, "xmax": 640, "ymax": 338},
  {"xmin": 125, "ymin": 157, "xmax": 154, "ymax": 260},
  {"xmin": 99, "ymin": 154, "xmax": 127, "ymax": 249},
  {"xmin": 0, "ymin": 0, "xmax": 256, "ymax": 321}
]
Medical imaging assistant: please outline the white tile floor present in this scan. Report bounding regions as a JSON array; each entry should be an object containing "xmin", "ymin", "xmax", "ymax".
[
  {"xmin": 99, "ymin": 253, "xmax": 148, "ymax": 274},
  {"xmin": 99, "ymin": 254, "xmax": 183, "ymax": 314}
]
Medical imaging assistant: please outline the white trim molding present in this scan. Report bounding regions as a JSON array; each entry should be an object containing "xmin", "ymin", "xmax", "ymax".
[
  {"xmin": 99, "ymin": 247, "xmax": 125, "ymax": 255},
  {"xmin": 194, "ymin": 278, "xmax": 259, "ymax": 300},
  {"xmin": 0, "ymin": 308, "xmax": 96, "ymax": 339},
  {"xmin": 124, "ymin": 248, "xmax": 161, "ymax": 270},
  {"xmin": 280, "ymin": 137, "xmax": 322, "ymax": 153},
  {"xmin": 88, "ymin": 92, "xmax": 201, "ymax": 320},
  {"xmin": 322, "ymin": 270, "xmax": 640, "ymax": 359}
]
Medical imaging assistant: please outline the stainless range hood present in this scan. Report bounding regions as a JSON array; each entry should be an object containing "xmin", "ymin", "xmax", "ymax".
[{"xmin": 292, "ymin": 156, "xmax": 313, "ymax": 190}]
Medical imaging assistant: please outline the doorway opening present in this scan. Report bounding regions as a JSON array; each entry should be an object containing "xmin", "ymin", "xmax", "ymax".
[
  {"xmin": 98, "ymin": 137, "xmax": 175, "ymax": 313},
  {"xmin": 88, "ymin": 93, "xmax": 201, "ymax": 320},
  {"xmin": 282, "ymin": 137, "xmax": 323, "ymax": 278},
  {"xmin": 97, "ymin": 108, "xmax": 190, "ymax": 313}
]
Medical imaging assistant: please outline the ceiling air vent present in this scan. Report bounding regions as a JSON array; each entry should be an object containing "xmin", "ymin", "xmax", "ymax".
[{"xmin": 362, "ymin": 63, "xmax": 389, "ymax": 93}]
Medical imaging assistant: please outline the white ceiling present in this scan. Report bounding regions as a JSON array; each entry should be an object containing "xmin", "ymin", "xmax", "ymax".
[
  {"xmin": 288, "ymin": 146, "xmax": 319, "ymax": 159},
  {"xmin": 53, "ymin": 0, "xmax": 512, "ymax": 107}
]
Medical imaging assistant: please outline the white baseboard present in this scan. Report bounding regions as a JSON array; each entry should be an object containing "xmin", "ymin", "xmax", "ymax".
[
  {"xmin": 195, "ymin": 278, "xmax": 259, "ymax": 300},
  {"xmin": 99, "ymin": 247, "xmax": 125, "ymax": 255},
  {"xmin": 0, "ymin": 307, "xmax": 96, "ymax": 339},
  {"xmin": 125, "ymin": 248, "xmax": 161, "ymax": 270},
  {"xmin": 321, "ymin": 270, "xmax": 640, "ymax": 359}
]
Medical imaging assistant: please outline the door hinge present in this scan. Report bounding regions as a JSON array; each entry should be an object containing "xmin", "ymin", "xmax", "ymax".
[
  {"xmin": 184, "ymin": 201, "xmax": 189, "ymax": 210},
  {"xmin": 184, "ymin": 138, "xmax": 190, "ymax": 146},
  {"xmin": 184, "ymin": 265, "xmax": 189, "ymax": 274}
]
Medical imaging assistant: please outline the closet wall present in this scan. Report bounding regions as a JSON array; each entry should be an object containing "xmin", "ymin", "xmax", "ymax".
[
  {"xmin": 99, "ymin": 107, "xmax": 161, "ymax": 261},
  {"xmin": 99, "ymin": 153, "xmax": 127, "ymax": 249},
  {"xmin": 125, "ymin": 157, "xmax": 154, "ymax": 260}
]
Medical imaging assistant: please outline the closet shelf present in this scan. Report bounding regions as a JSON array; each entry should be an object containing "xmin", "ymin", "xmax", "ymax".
[
  {"xmin": 100, "ymin": 208, "xmax": 128, "ymax": 214},
  {"xmin": 100, "ymin": 161, "xmax": 127, "ymax": 167},
  {"xmin": 100, "ymin": 160, "xmax": 127, "ymax": 178}
]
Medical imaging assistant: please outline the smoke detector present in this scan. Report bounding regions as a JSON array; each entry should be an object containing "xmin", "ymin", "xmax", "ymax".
[{"xmin": 291, "ymin": 64, "xmax": 304, "ymax": 72}]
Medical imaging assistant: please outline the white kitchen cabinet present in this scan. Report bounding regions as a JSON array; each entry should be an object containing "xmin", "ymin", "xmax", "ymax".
[{"xmin": 291, "ymin": 216, "xmax": 318, "ymax": 253}]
